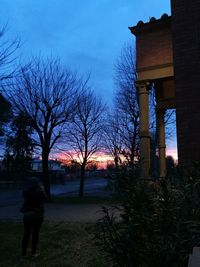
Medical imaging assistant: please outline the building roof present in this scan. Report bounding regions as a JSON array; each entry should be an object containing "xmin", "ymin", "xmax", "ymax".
[{"xmin": 129, "ymin": 13, "xmax": 171, "ymax": 36}]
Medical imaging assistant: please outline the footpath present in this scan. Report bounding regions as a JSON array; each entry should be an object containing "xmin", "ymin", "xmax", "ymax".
[
  {"xmin": 0, "ymin": 202, "xmax": 106, "ymax": 222},
  {"xmin": 0, "ymin": 178, "xmax": 111, "ymax": 222}
]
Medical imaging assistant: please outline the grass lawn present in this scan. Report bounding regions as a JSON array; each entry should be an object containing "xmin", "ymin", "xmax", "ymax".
[{"xmin": 0, "ymin": 221, "xmax": 109, "ymax": 267}]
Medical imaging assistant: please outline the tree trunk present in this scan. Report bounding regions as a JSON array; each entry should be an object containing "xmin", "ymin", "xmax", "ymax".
[
  {"xmin": 114, "ymin": 155, "xmax": 119, "ymax": 169},
  {"xmin": 79, "ymin": 164, "xmax": 86, "ymax": 197},
  {"xmin": 42, "ymin": 150, "xmax": 51, "ymax": 200}
]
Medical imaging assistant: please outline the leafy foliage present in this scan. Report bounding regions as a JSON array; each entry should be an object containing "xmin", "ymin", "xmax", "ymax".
[
  {"xmin": 4, "ymin": 112, "xmax": 33, "ymax": 171},
  {"xmin": 0, "ymin": 93, "xmax": 11, "ymax": 136},
  {"xmin": 96, "ymin": 168, "xmax": 200, "ymax": 267}
]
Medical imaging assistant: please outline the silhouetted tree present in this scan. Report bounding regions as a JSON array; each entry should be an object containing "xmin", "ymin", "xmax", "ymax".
[
  {"xmin": 113, "ymin": 42, "xmax": 140, "ymax": 167},
  {"xmin": 4, "ymin": 112, "xmax": 33, "ymax": 172},
  {"xmin": 151, "ymin": 108, "xmax": 176, "ymax": 176},
  {"xmin": 0, "ymin": 25, "xmax": 20, "ymax": 82},
  {"xmin": 166, "ymin": 155, "xmax": 176, "ymax": 177},
  {"xmin": 112, "ymin": 42, "xmax": 176, "ymax": 173},
  {"xmin": 103, "ymin": 111, "xmax": 123, "ymax": 168},
  {"xmin": 66, "ymin": 87, "xmax": 105, "ymax": 197},
  {"xmin": 4, "ymin": 58, "xmax": 78, "ymax": 198},
  {"xmin": 0, "ymin": 93, "xmax": 11, "ymax": 136},
  {"xmin": 0, "ymin": 25, "xmax": 19, "ymax": 138}
]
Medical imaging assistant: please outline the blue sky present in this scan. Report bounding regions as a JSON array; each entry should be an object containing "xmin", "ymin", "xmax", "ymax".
[
  {"xmin": 0, "ymin": 0, "xmax": 170, "ymax": 103},
  {"xmin": 0, "ymin": 1, "xmax": 176, "ymax": 157}
]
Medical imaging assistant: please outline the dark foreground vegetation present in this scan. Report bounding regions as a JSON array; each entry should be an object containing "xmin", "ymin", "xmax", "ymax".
[
  {"xmin": 1, "ymin": 165, "xmax": 200, "ymax": 267},
  {"xmin": 95, "ymin": 165, "xmax": 200, "ymax": 267},
  {"xmin": 0, "ymin": 221, "xmax": 108, "ymax": 267}
]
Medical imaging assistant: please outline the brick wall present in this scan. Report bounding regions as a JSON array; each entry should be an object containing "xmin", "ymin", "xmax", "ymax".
[
  {"xmin": 171, "ymin": 0, "xmax": 200, "ymax": 167},
  {"xmin": 137, "ymin": 25, "xmax": 173, "ymax": 70}
]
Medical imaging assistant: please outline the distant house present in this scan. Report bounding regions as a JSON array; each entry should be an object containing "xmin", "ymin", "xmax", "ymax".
[{"xmin": 31, "ymin": 159, "xmax": 64, "ymax": 173}]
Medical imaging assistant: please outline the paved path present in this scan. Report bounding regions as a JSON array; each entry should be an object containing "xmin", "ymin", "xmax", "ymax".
[
  {"xmin": 0, "ymin": 202, "xmax": 106, "ymax": 222},
  {"xmin": 0, "ymin": 178, "xmax": 109, "ymax": 206},
  {"xmin": 0, "ymin": 178, "xmax": 111, "ymax": 222},
  {"xmin": 51, "ymin": 178, "xmax": 108, "ymax": 196}
]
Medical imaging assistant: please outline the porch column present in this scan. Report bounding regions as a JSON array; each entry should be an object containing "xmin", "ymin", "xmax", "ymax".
[
  {"xmin": 137, "ymin": 82, "xmax": 150, "ymax": 178},
  {"xmin": 157, "ymin": 108, "xmax": 166, "ymax": 178}
]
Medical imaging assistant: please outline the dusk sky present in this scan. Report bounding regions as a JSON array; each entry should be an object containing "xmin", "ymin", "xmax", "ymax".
[
  {"xmin": 0, "ymin": 0, "xmax": 170, "ymax": 102},
  {"xmin": 0, "ymin": 0, "xmax": 176, "ymax": 158}
]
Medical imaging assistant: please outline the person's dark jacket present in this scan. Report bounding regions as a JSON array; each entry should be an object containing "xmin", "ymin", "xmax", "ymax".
[{"xmin": 20, "ymin": 188, "xmax": 46, "ymax": 216}]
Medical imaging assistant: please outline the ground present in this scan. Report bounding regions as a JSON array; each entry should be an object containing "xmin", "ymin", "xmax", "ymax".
[
  {"xmin": 0, "ymin": 178, "xmax": 112, "ymax": 266},
  {"xmin": 0, "ymin": 221, "xmax": 109, "ymax": 267},
  {"xmin": 0, "ymin": 177, "xmax": 111, "ymax": 222}
]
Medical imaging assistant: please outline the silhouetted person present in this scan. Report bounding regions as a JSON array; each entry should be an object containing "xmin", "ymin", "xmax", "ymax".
[{"xmin": 20, "ymin": 177, "xmax": 46, "ymax": 258}]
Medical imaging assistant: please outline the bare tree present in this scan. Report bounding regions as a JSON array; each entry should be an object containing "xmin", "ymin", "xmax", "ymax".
[
  {"xmin": 0, "ymin": 25, "xmax": 20, "ymax": 82},
  {"xmin": 4, "ymin": 58, "xmax": 78, "ymax": 198},
  {"xmin": 65, "ymin": 87, "xmax": 105, "ymax": 197},
  {"xmin": 103, "ymin": 110, "xmax": 123, "ymax": 168},
  {"xmin": 111, "ymin": 41, "xmax": 176, "ymax": 173},
  {"xmin": 0, "ymin": 25, "xmax": 20, "ymax": 146},
  {"xmin": 114, "ymin": 42, "xmax": 140, "ymax": 166}
]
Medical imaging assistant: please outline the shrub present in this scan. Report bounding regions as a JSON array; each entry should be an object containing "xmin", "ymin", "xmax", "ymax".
[{"xmin": 96, "ymin": 168, "xmax": 200, "ymax": 267}]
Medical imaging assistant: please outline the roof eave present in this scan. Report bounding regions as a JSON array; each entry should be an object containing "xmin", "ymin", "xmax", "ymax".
[{"xmin": 129, "ymin": 15, "xmax": 171, "ymax": 36}]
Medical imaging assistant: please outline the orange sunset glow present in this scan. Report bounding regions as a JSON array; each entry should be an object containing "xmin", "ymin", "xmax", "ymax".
[
  {"xmin": 166, "ymin": 148, "xmax": 178, "ymax": 161},
  {"xmin": 52, "ymin": 148, "xmax": 178, "ymax": 169},
  {"xmin": 53, "ymin": 151, "xmax": 114, "ymax": 169}
]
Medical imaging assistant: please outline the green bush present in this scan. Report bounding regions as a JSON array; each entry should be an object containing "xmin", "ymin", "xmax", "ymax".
[{"xmin": 96, "ymin": 168, "xmax": 200, "ymax": 267}]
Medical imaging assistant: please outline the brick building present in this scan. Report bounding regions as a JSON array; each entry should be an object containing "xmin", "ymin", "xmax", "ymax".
[
  {"xmin": 171, "ymin": 0, "xmax": 200, "ymax": 167},
  {"xmin": 130, "ymin": 0, "xmax": 200, "ymax": 177}
]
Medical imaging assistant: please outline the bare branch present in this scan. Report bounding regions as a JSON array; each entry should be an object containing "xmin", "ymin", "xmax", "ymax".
[
  {"xmin": 62, "ymin": 80, "xmax": 105, "ymax": 196},
  {"xmin": 3, "ymin": 57, "xmax": 79, "ymax": 197},
  {"xmin": 0, "ymin": 25, "xmax": 20, "ymax": 83}
]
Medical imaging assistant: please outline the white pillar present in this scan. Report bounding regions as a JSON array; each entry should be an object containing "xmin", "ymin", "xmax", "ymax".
[
  {"xmin": 157, "ymin": 108, "xmax": 166, "ymax": 178},
  {"xmin": 137, "ymin": 82, "xmax": 150, "ymax": 178}
]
